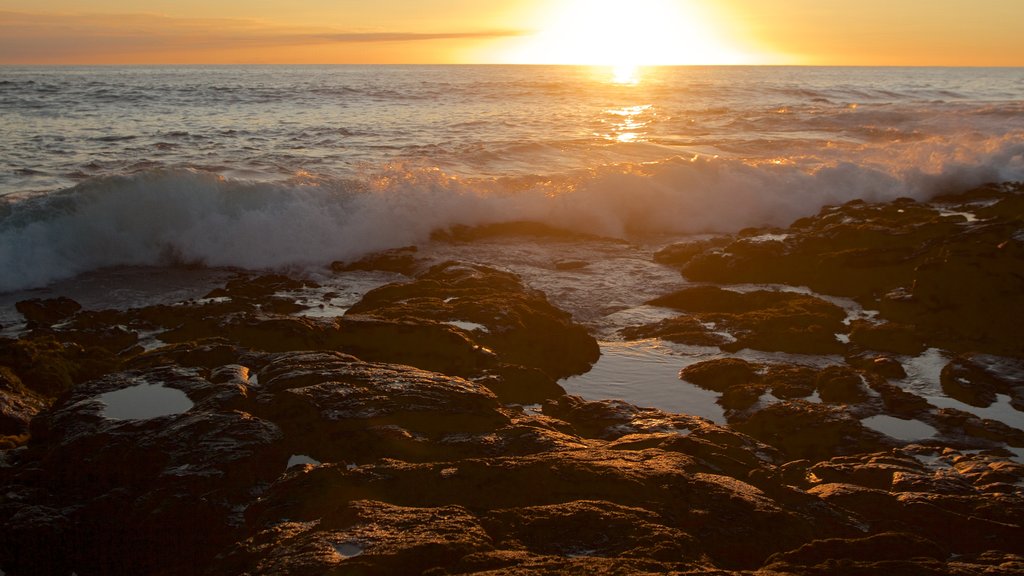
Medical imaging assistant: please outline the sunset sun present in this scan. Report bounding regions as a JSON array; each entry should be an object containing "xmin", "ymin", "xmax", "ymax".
[{"xmin": 510, "ymin": 0, "xmax": 750, "ymax": 67}]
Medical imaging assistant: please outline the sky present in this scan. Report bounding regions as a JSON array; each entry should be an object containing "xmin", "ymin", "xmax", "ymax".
[{"xmin": 1, "ymin": 0, "xmax": 1022, "ymax": 66}]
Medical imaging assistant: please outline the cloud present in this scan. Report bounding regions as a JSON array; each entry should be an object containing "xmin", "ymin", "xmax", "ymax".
[{"xmin": 0, "ymin": 11, "xmax": 527, "ymax": 63}]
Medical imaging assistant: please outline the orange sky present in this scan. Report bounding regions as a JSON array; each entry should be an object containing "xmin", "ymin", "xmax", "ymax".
[{"xmin": 1, "ymin": 0, "xmax": 1022, "ymax": 65}]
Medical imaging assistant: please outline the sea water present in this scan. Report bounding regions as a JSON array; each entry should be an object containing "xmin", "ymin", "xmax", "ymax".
[
  {"xmin": 2, "ymin": 65, "xmax": 1022, "ymax": 292},
  {"xmin": 1, "ymin": 66, "xmax": 1022, "ymax": 434}
]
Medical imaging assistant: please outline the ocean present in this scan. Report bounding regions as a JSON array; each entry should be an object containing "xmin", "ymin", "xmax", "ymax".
[
  {"xmin": 2, "ymin": 65, "xmax": 1022, "ymax": 291},
  {"xmin": 1, "ymin": 65, "xmax": 1023, "ymax": 425}
]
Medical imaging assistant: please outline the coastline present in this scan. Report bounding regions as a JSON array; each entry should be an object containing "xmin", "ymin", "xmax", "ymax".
[{"xmin": 2, "ymin": 182, "xmax": 1022, "ymax": 574}]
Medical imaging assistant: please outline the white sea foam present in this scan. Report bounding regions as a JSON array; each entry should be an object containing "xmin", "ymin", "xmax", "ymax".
[{"xmin": 1, "ymin": 133, "xmax": 1022, "ymax": 294}]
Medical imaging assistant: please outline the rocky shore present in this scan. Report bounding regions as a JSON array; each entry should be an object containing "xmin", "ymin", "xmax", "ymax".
[{"xmin": 1, "ymin": 183, "xmax": 1023, "ymax": 575}]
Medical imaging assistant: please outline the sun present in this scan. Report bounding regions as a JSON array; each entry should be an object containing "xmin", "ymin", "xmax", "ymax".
[{"xmin": 508, "ymin": 0, "xmax": 749, "ymax": 67}]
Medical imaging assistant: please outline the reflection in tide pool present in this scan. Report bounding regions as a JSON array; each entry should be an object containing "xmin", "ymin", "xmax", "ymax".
[
  {"xmin": 560, "ymin": 340, "xmax": 726, "ymax": 424},
  {"xmin": 97, "ymin": 383, "xmax": 193, "ymax": 420},
  {"xmin": 861, "ymin": 415, "xmax": 938, "ymax": 442}
]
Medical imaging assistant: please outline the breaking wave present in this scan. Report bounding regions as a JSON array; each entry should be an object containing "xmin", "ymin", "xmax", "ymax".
[{"xmin": 3, "ymin": 132, "xmax": 1023, "ymax": 293}]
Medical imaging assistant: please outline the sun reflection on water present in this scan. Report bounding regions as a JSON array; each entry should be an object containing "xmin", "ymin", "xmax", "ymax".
[
  {"xmin": 612, "ymin": 64, "xmax": 640, "ymax": 85},
  {"xmin": 601, "ymin": 104, "xmax": 653, "ymax": 143}
]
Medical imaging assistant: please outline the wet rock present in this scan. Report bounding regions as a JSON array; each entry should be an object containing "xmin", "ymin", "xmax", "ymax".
[
  {"xmin": 330, "ymin": 315, "xmax": 497, "ymax": 377},
  {"xmin": 541, "ymin": 394, "xmax": 706, "ymax": 440},
  {"xmin": 243, "ymin": 449, "xmax": 839, "ymax": 571},
  {"xmin": 846, "ymin": 353, "xmax": 908, "ymax": 380},
  {"xmin": 653, "ymin": 237, "xmax": 732, "ymax": 268},
  {"xmin": 215, "ymin": 273, "xmax": 318, "ymax": 301},
  {"xmin": 762, "ymin": 532, "xmax": 947, "ymax": 575},
  {"xmin": 656, "ymin": 186, "xmax": 1024, "ymax": 356},
  {"xmin": 763, "ymin": 365, "xmax": 819, "ymax": 399},
  {"xmin": 345, "ymin": 262, "xmax": 599, "ymax": 378},
  {"xmin": 431, "ymin": 221, "xmax": 603, "ymax": 243},
  {"xmin": 900, "ymin": 236, "xmax": 1024, "ymax": 356},
  {"xmin": 940, "ymin": 353, "xmax": 1024, "ymax": 409},
  {"xmin": 815, "ymin": 366, "xmax": 869, "ymax": 404},
  {"xmin": 481, "ymin": 500, "xmax": 702, "ymax": 562},
  {"xmin": 618, "ymin": 316, "xmax": 731, "ymax": 346},
  {"xmin": 127, "ymin": 338, "xmax": 250, "ymax": 371},
  {"xmin": 15, "ymin": 297, "xmax": 81, "ymax": 327},
  {"xmin": 803, "ymin": 448, "xmax": 1024, "ymax": 557},
  {"xmin": 719, "ymin": 383, "xmax": 767, "ymax": 410},
  {"xmin": 471, "ymin": 364, "xmax": 566, "ymax": 405},
  {"xmin": 330, "ymin": 245, "xmax": 422, "ymax": 275},
  {"xmin": 0, "ymin": 366, "xmax": 46, "ymax": 440},
  {"xmin": 214, "ymin": 500, "xmax": 494, "ymax": 576},
  {"xmin": 634, "ymin": 287, "xmax": 848, "ymax": 354},
  {"xmin": 0, "ymin": 334, "xmax": 121, "ymax": 399},
  {"xmin": 807, "ymin": 451, "xmax": 929, "ymax": 490},
  {"xmin": 252, "ymin": 351, "xmax": 509, "ymax": 463},
  {"xmin": 732, "ymin": 402, "xmax": 890, "ymax": 462},
  {"xmin": 3, "ymin": 365, "xmax": 287, "ymax": 576},
  {"xmin": 849, "ymin": 319, "xmax": 927, "ymax": 356},
  {"xmin": 930, "ymin": 407, "xmax": 1024, "ymax": 447},
  {"xmin": 866, "ymin": 378, "xmax": 932, "ymax": 417},
  {"xmin": 679, "ymin": 358, "xmax": 758, "ymax": 392}
]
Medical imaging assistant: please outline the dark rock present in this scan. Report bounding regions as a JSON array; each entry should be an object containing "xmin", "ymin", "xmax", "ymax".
[
  {"xmin": 216, "ymin": 273, "xmax": 318, "ymax": 301},
  {"xmin": 0, "ymin": 334, "xmax": 120, "ymax": 398},
  {"xmin": 345, "ymin": 262, "xmax": 599, "ymax": 378},
  {"xmin": 816, "ymin": 366, "xmax": 869, "ymax": 404},
  {"xmin": 762, "ymin": 532, "xmax": 952, "ymax": 575},
  {"xmin": 481, "ymin": 500, "xmax": 700, "ymax": 562},
  {"xmin": 655, "ymin": 187, "xmax": 1024, "ymax": 356},
  {"xmin": 619, "ymin": 316, "xmax": 731, "ymax": 346},
  {"xmin": 679, "ymin": 358, "xmax": 758, "ymax": 392},
  {"xmin": 846, "ymin": 353, "xmax": 908, "ymax": 380},
  {"xmin": 849, "ymin": 320, "xmax": 927, "ymax": 355},
  {"xmin": 868, "ymin": 379, "xmax": 932, "ymax": 416},
  {"xmin": 637, "ymin": 287, "xmax": 848, "ymax": 354},
  {"xmin": 653, "ymin": 237, "xmax": 731, "ymax": 268},
  {"xmin": 243, "ymin": 449, "xmax": 837, "ymax": 570},
  {"xmin": 763, "ymin": 364, "xmax": 819, "ymax": 399},
  {"xmin": 719, "ymin": 383, "xmax": 767, "ymax": 410},
  {"xmin": 330, "ymin": 245, "xmax": 422, "ymax": 275},
  {"xmin": 15, "ymin": 297, "xmax": 81, "ymax": 327},
  {"xmin": 252, "ymin": 351, "xmax": 509, "ymax": 463},
  {"xmin": 807, "ymin": 452, "xmax": 927, "ymax": 490},
  {"xmin": 127, "ymin": 339, "xmax": 250, "ymax": 371},
  {"xmin": 941, "ymin": 354, "xmax": 1024, "ymax": 408},
  {"xmin": 732, "ymin": 402, "xmax": 890, "ymax": 462},
  {"xmin": 214, "ymin": 499, "xmax": 495, "ymax": 576},
  {"xmin": 4, "ymin": 365, "xmax": 287, "ymax": 575},
  {"xmin": 541, "ymin": 394, "xmax": 707, "ymax": 440},
  {"xmin": 471, "ymin": 364, "xmax": 566, "ymax": 405},
  {"xmin": 431, "ymin": 221, "xmax": 604, "ymax": 243},
  {"xmin": 331, "ymin": 315, "xmax": 497, "ymax": 377},
  {"xmin": 0, "ymin": 366, "xmax": 47, "ymax": 439}
]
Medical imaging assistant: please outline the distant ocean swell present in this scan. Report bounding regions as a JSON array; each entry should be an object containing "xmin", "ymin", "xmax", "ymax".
[{"xmin": 1, "ymin": 135, "xmax": 1022, "ymax": 293}]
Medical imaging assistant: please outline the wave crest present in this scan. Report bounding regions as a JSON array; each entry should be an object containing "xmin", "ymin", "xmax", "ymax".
[{"xmin": 2, "ymin": 136, "xmax": 1023, "ymax": 293}]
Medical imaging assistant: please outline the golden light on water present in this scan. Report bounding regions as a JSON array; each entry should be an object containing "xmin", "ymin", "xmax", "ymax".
[
  {"xmin": 601, "ymin": 104, "xmax": 653, "ymax": 143},
  {"xmin": 508, "ymin": 0, "xmax": 752, "ymax": 67},
  {"xmin": 611, "ymin": 64, "xmax": 640, "ymax": 85}
]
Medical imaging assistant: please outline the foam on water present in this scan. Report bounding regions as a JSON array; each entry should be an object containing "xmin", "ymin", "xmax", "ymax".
[
  {"xmin": 2, "ymin": 66, "xmax": 1022, "ymax": 293},
  {"xmin": 3, "ymin": 137, "xmax": 1021, "ymax": 294}
]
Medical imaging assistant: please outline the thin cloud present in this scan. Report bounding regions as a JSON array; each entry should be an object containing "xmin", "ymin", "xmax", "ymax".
[
  {"xmin": 309, "ymin": 31, "xmax": 527, "ymax": 43},
  {"xmin": 0, "ymin": 11, "xmax": 528, "ymax": 63}
]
